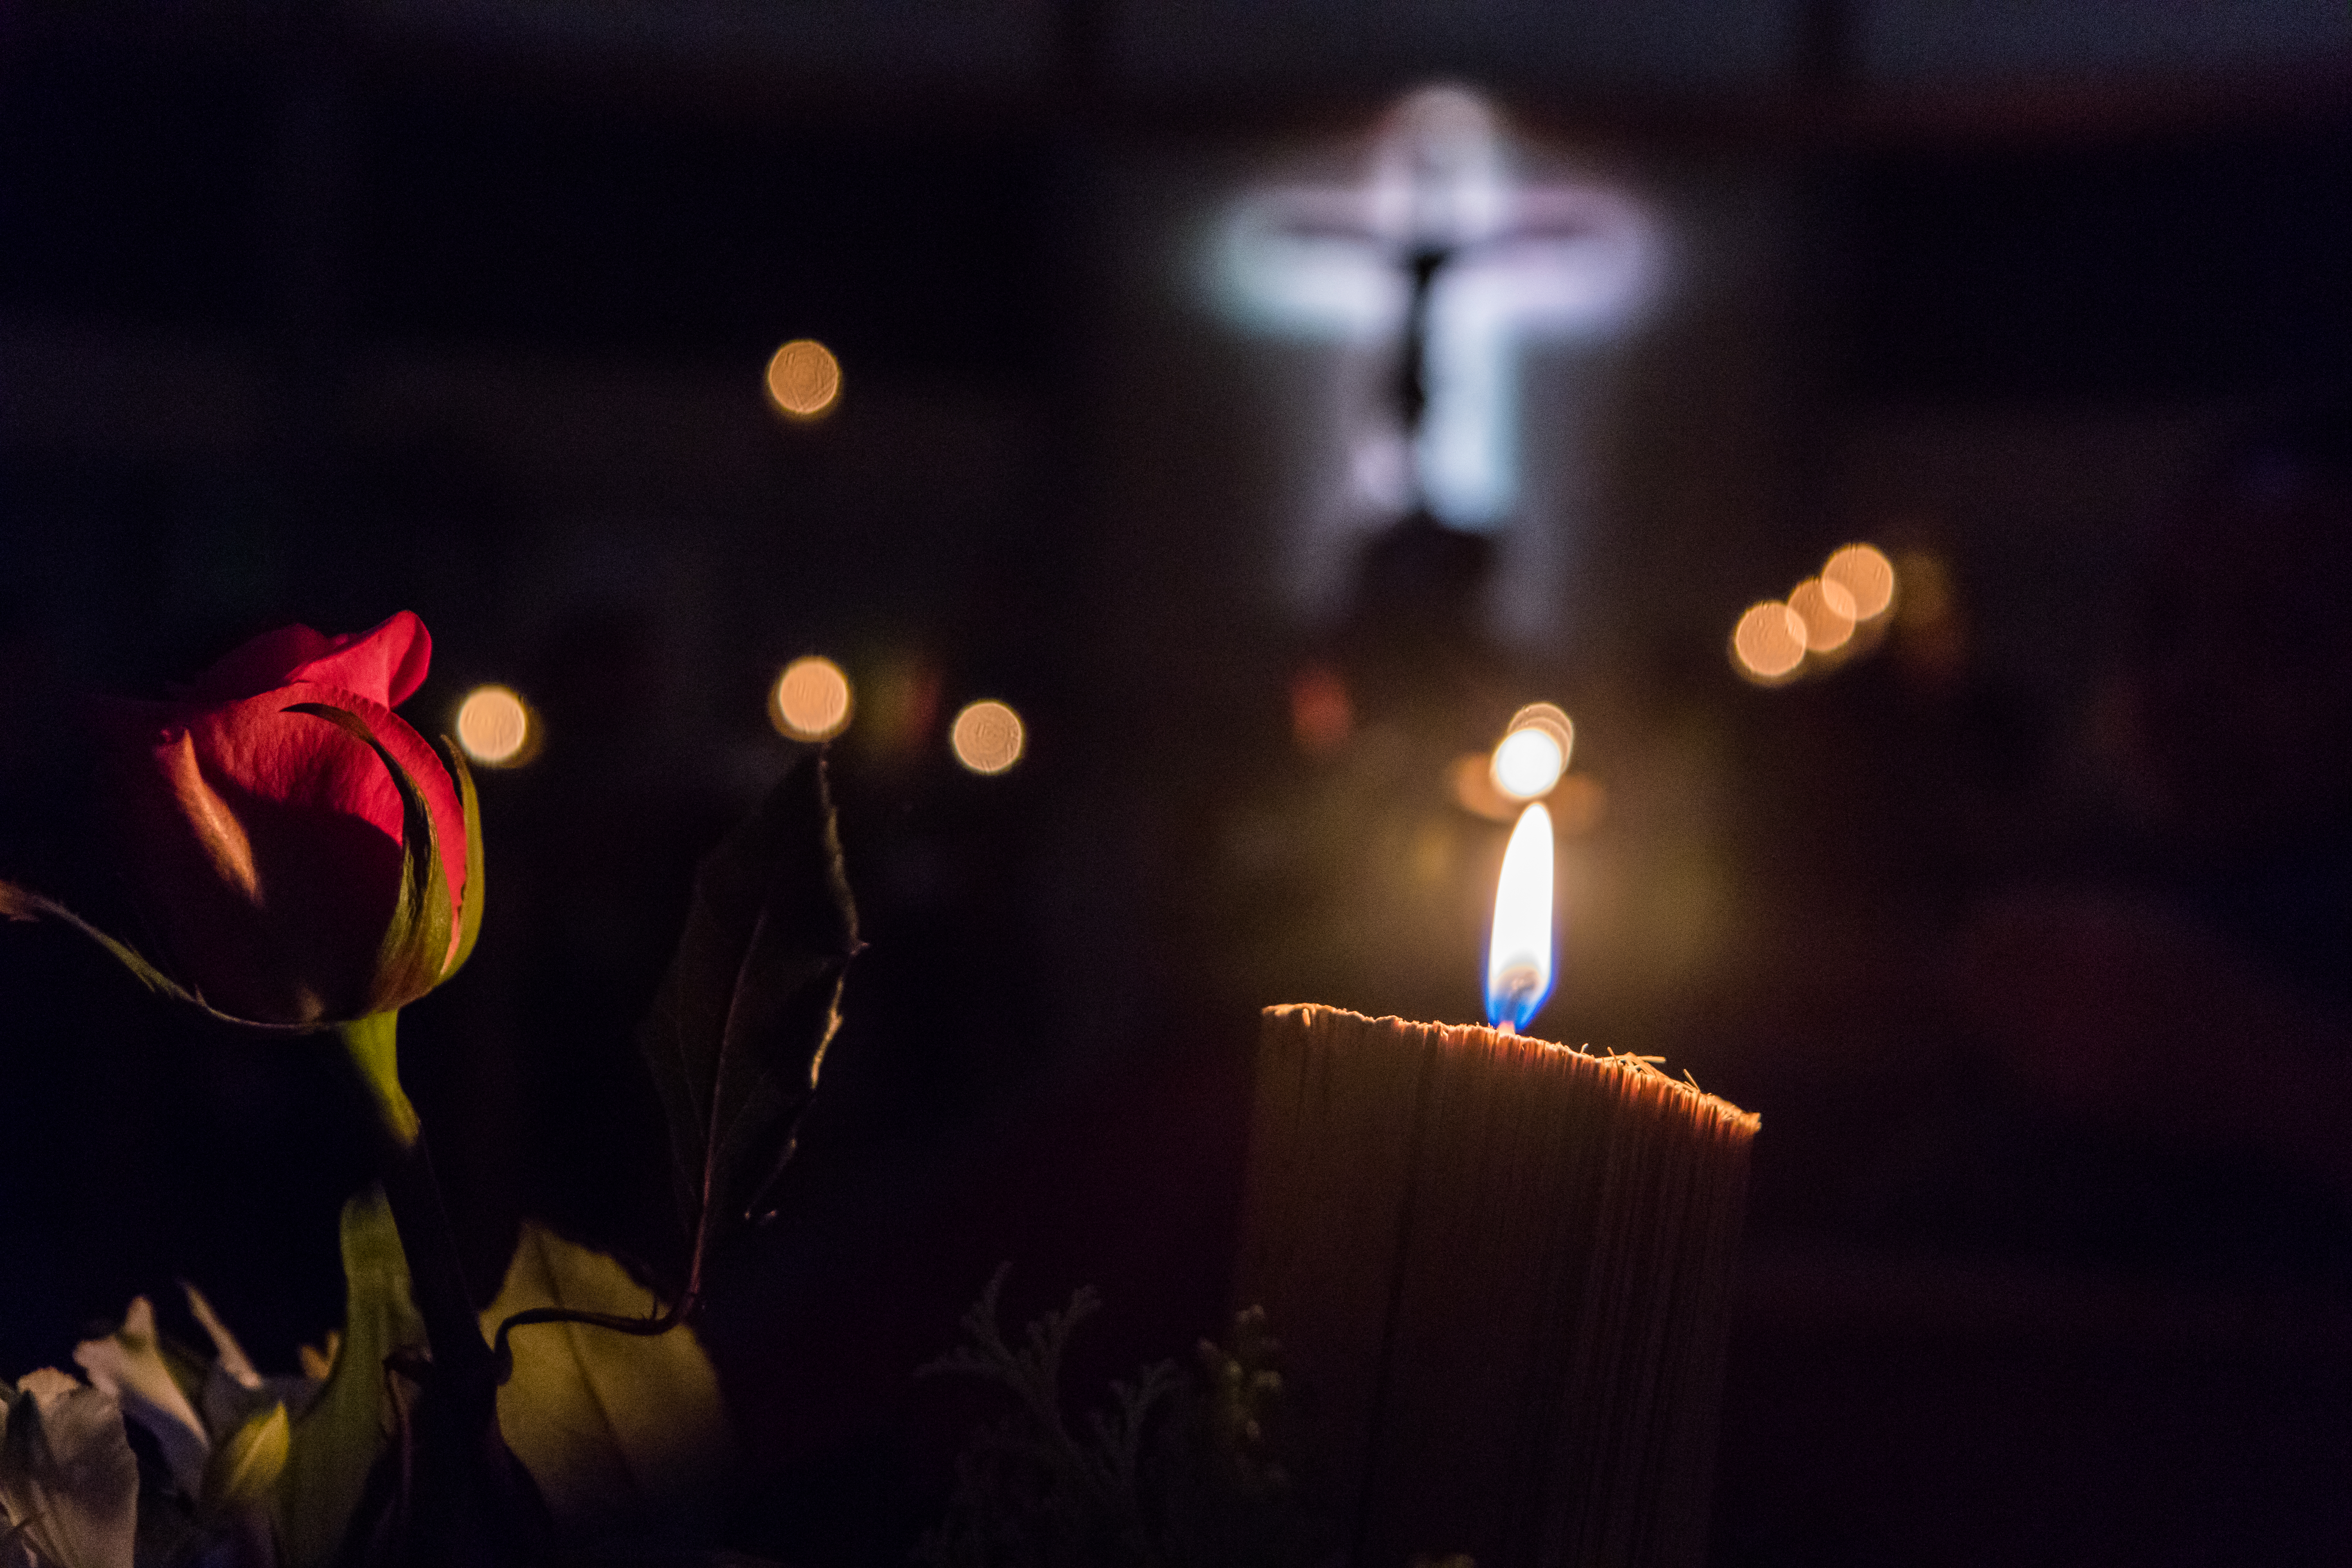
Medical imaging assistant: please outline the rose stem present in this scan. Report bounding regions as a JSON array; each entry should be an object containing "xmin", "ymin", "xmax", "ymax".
[
  {"xmin": 339, "ymin": 1010, "xmax": 547, "ymax": 1564},
  {"xmin": 338, "ymin": 1010, "xmax": 492, "ymax": 1381}
]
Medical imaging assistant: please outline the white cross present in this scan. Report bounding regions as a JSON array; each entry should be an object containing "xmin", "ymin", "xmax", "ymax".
[{"xmin": 1217, "ymin": 86, "xmax": 1659, "ymax": 641}]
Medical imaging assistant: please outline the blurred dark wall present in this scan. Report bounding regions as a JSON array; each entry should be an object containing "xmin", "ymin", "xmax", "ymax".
[{"xmin": 2, "ymin": 6, "xmax": 2349, "ymax": 1565}]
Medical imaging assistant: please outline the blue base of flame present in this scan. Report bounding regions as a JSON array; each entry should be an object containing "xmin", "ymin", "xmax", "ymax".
[{"xmin": 1486, "ymin": 963, "xmax": 1550, "ymax": 1033}]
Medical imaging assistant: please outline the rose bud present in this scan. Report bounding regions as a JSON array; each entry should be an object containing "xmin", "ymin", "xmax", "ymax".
[{"xmin": 1, "ymin": 612, "xmax": 483, "ymax": 1030}]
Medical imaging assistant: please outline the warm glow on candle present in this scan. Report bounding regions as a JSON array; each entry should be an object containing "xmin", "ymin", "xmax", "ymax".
[{"xmin": 1485, "ymin": 802, "xmax": 1554, "ymax": 1031}]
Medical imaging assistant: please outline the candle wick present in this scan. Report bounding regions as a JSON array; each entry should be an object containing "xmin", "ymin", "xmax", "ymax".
[{"xmin": 1497, "ymin": 1020, "xmax": 1516, "ymax": 1037}]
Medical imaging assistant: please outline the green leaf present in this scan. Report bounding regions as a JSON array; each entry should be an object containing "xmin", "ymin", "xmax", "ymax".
[
  {"xmin": 480, "ymin": 1224, "xmax": 733, "ymax": 1544},
  {"xmin": 281, "ymin": 702, "xmax": 456, "ymax": 1016},
  {"xmin": 198, "ymin": 1402, "xmax": 289, "ymax": 1525},
  {"xmin": 271, "ymin": 1186, "xmax": 428, "ymax": 1568},
  {"xmin": 638, "ymin": 752, "xmax": 858, "ymax": 1263},
  {"xmin": 0, "ymin": 1370, "xmax": 139, "ymax": 1568}
]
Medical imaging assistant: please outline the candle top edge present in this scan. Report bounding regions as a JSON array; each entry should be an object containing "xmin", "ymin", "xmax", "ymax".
[{"xmin": 1262, "ymin": 1001, "xmax": 1760, "ymax": 1131}]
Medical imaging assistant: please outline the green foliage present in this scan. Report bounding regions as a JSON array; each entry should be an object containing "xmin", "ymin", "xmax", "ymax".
[
  {"xmin": 638, "ymin": 752, "xmax": 859, "ymax": 1276},
  {"xmin": 479, "ymin": 1223, "xmax": 733, "ymax": 1547},
  {"xmin": 17, "ymin": 1289, "xmax": 332, "ymax": 1568},
  {"xmin": 918, "ymin": 1271, "xmax": 1334, "ymax": 1568},
  {"xmin": 10, "ymin": 1215, "xmax": 755, "ymax": 1568},
  {"xmin": 4, "ymin": 707, "xmax": 870, "ymax": 1568},
  {"xmin": 196, "ymin": 1404, "xmax": 289, "ymax": 1527},
  {"xmin": 271, "ymin": 1186, "xmax": 428, "ymax": 1568}
]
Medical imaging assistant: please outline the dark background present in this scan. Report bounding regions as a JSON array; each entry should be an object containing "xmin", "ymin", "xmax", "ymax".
[{"xmin": 2, "ymin": 3, "xmax": 2349, "ymax": 1564}]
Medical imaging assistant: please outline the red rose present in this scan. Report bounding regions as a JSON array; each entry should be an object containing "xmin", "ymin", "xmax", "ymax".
[{"xmin": 101, "ymin": 612, "xmax": 479, "ymax": 1025}]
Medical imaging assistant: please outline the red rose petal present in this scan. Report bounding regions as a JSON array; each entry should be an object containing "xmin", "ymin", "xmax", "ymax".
[
  {"xmin": 147, "ymin": 683, "xmax": 466, "ymax": 1017},
  {"xmin": 242, "ymin": 681, "xmax": 468, "ymax": 917},
  {"xmin": 112, "ymin": 617, "xmax": 466, "ymax": 1022},
  {"xmin": 188, "ymin": 612, "xmax": 433, "ymax": 709},
  {"xmin": 187, "ymin": 625, "xmax": 338, "ymax": 702}
]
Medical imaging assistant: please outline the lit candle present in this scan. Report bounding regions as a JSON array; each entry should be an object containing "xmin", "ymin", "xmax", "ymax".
[
  {"xmin": 1486, "ymin": 801, "xmax": 1554, "ymax": 1033},
  {"xmin": 1231, "ymin": 801, "xmax": 1759, "ymax": 1568}
]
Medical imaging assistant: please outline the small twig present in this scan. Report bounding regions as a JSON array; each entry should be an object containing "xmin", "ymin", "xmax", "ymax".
[
  {"xmin": 489, "ymin": 1295, "xmax": 693, "ymax": 1381},
  {"xmin": 486, "ymin": 1017, "xmax": 737, "ymax": 1380},
  {"xmin": 489, "ymin": 1212, "xmax": 708, "ymax": 1379}
]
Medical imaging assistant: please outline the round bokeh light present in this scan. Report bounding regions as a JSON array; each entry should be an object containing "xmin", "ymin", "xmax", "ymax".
[
  {"xmin": 770, "ymin": 655, "xmax": 853, "ymax": 741},
  {"xmin": 1491, "ymin": 726, "xmax": 1566, "ymax": 800},
  {"xmin": 1732, "ymin": 601, "xmax": 1807, "ymax": 682},
  {"xmin": 950, "ymin": 699, "xmax": 1025, "ymax": 775},
  {"xmin": 1788, "ymin": 576, "xmax": 1859, "ymax": 654},
  {"xmin": 765, "ymin": 339, "xmax": 842, "ymax": 419},
  {"xmin": 1823, "ymin": 543, "xmax": 1896, "ymax": 621},
  {"xmin": 456, "ymin": 685, "xmax": 535, "ymax": 767}
]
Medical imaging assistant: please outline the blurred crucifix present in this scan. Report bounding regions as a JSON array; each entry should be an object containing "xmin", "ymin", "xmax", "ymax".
[{"xmin": 1220, "ymin": 86, "xmax": 1657, "ymax": 642}]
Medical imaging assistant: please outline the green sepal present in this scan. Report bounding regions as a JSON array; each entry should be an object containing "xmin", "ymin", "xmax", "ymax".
[
  {"xmin": 0, "ymin": 880, "xmax": 318, "ymax": 1035},
  {"xmin": 439, "ymin": 736, "xmax": 486, "ymax": 981},
  {"xmin": 281, "ymin": 702, "xmax": 455, "ymax": 1015}
]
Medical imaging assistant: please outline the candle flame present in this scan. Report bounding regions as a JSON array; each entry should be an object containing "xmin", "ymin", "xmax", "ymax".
[{"xmin": 1485, "ymin": 802, "xmax": 1554, "ymax": 1031}]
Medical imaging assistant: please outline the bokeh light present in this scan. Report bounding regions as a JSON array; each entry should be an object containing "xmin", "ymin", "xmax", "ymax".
[
  {"xmin": 1290, "ymin": 666, "xmax": 1354, "ymax": 755},
  {"xmin": 765, "ymin": 339, "xmax": 842, "ymax": 419},
  {"xmin": 1892, "ymin": 550, "xmax": 1966, "ymax": 684},
  {"xmin": 1823, "ymin": 543, "xmax": 1896, "ymax": 620},
  {"xmin": 1491, "ymin": 726, "xmax": 1566, "ymax": 800},
  {"xmin": 1503, "ymin": 702, "xmax": 1573, "ymax": 766},
  {"xmin": 951, "ymin": 699, "xmax": 1025, "ymax": 775},
  {"xmin": 1732, "ymin": 600, "xmax": 1807, "ymax": 682},
  {"xmin": 867, "ymin": 655, "xmax": 944, "ymax": 762},
  {"xmin": 1896, "ymin": 551, "xmax": 1952, "ymax": 628},
  {"xmin": 1448, "ymin": 753, "xmax": 1518, "ymax": 822},
  {"xmin": 1788, "ymin": 576, "xmax": 1859, "ymax": 653},
  {"xmin": 1550, "ymin": 773, "xmax": 1608, "ymax": 837},
  {"xmin": 456, "ymin": 685, "xmax": 536, "ymax": 768},
  {"xmin": 770, "ymin": 655, "xmax": 853, "ymax": 741}
]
